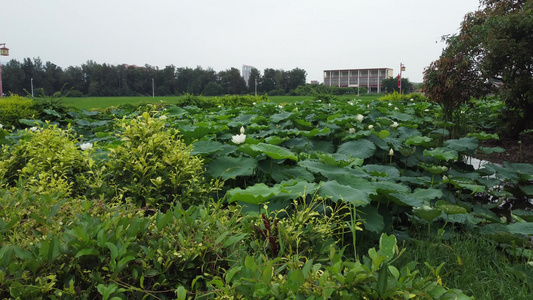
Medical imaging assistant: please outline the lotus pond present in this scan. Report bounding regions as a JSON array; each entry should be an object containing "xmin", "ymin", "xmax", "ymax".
[{"xmin": 1, "ymin": 94, "xmax": 532, "ymax": 298}]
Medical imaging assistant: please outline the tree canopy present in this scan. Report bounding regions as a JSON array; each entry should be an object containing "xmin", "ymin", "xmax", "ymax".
[
  {"xmin": 1, "ymin": 59, "xmax": 308, "ymax": 97},
  {"xmin": 423, "ymin": 0, "xmax": 533, "ymax": 133}
]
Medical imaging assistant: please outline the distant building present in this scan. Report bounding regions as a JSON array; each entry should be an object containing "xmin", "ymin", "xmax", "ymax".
[
  {"xmin": 242, "ymin": 65, "xmax": 254, "ymax": 87},
  {"xmin": 310, "ymin": 80, "xmax": 319, "ymax": 85},
  {"xmin": 323, "ymin": 68, "xmax": 393, "ymax": 93}
]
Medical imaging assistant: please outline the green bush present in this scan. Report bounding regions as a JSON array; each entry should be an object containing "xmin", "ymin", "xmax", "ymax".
[
  {"xmin": 0, "ymin": 95, "xmax": 38, "ymax": 127},
  {"xmin": 101, "ymin": 112, "xmax": 218, "ymax": 208},
  {"xmin": 0, "ymin": 124, "xmax": 91, "ymax": 196},
  {"xmin": 378, "ymin": 91, "xmax": 428, "ymax": 102}
]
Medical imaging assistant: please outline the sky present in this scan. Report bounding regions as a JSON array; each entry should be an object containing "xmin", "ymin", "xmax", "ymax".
[{"xmin": 1, "ymin": 0, "xmax": 482, "ymax": 83}]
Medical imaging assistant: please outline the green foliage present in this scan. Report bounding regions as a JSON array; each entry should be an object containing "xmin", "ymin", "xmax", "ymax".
[
  {"xmin": 208, "ymin": 233, "xmax": 472, "ymax": 299},
  {"xmin": 101, "ymin": 112, "xmax": 218, "ymax": 208},
  {"xmin": 424, "ymin": 0, "xmax": 533, "ymax": 133},
  {"xmin": 0, "ymin": 124, "xmax": 90, "ymax": 196},
  {"xmin": 378, "ymin": 91, "xmax": 428, "ymax": 102},
  {"xmin": 0, "ymin": 95, "xmax": 38, "ymax": 127}
]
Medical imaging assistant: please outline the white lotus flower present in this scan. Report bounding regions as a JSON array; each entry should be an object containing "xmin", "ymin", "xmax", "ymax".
[
  {"xmin": 388, "ymin": 103, "xmax": 393, "ymax": 106},
  {"xmin": 240, "ymin": 126, "xmax": 245, "ymax": 134},
  {"xmin": 0, "ymin": 124, "xmax": 3, "ymax": 129},
  {"xmin": 410, "ymin": 98, "xmax": 414, "ymax": 101},
  {"xmin": 80, "ymin": 143, "xmax": 93, "ymax": 151},
  {"xmin": 30, "ymin": 127, "xmax": 39, "ymax": 132},
  {"xmin": 355, "ymin": 114, "xmax": 364, "ymax": 123},
  {"xmin": 389, "ymin": 148, "xmax": 394, "ymax": 156},
  {"xmin": 391, "ymin": 121, "xmax": 399, "ymax": 128},
  {"xmin": 368, "ymin": 125, "xmax": 374, "ymax": 130},
  {"xmin": 159, "ymin": 115, "xmax": 167, "ymax": 120},
  {"xmin": 394, "ymin": 107, "xmax": 399, "ymax": 110},
  {"xmin": 348, "ymin": 128, "xmax": 356, "ymax": 134},
  {"xmin": 349, "ymin": 101, "xmax": 354, "ymax": 106},
  {"xmin": 232, "ymin": 133, "xmax": 246, "ymax": 144}
]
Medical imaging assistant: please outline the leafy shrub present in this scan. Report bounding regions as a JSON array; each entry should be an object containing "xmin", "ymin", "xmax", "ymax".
[
  {"xmin": 101, "ymin": 112, "xmax": 218, "ymax": 208},
  {"xmin": 378, "ymin": 91, "xmax": 428, "ymax": 102},
  {"xmin": 0, "ymin": 189, "xmax": 245, "ymax": 299},
  {"xmin": 0, "ymin": 124, "xmax": 91, "ymax": 196},
  {"xmin": 0, "ymin": 95, "xmax": 38, "ymax": 127}
]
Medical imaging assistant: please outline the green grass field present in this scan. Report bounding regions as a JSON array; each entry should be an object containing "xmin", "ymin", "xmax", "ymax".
[{"xmin": 63, "ymin": 94, "xmax": 383, "ymax": 110}]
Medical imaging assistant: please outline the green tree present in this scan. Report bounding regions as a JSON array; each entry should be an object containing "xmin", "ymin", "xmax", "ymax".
[
  {"xmin": 424, "ymin": 0, "xmax": 533, "ymax": 133},
  {"xmin": 247, "ymin": 68, "xmax": 261, "ymax": 94},
  {"xmin": 381, "ymin": 77, "xmax": 414, "ymax": 94},
  {"xmin": 219, "ymin": 68, "xmax": 246, "ymax": 95},
  {"xmin": 287, "ymin": 68, "xmax": 307, "ymax": 91}
]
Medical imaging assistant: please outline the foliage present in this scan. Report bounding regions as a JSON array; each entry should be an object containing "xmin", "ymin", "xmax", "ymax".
[
  {"xmin": 294, "ymin": 83, "xmax": 367, "ymax": 96},
  {"xmin": 0, "ymin": 124, "xmax": 90, "ymax": 196},
  {"xmin": 98, "ymin": 112, "xmax": 218, "ymax": 209},
  {"xmin": 378, "ymin": 91, "xmax": 428, "ymax": 102},
  {"xmin": 0, "ymin": 95, "xmax": 38, "ymax": 127},
  {"xmin": 2, "ymin": 58, "xmax": 309, "ymax": 97},
  {"xmin": 381, "ymin": 77, "xmax": 415, "ymax": 94},
  {"xmin": 424, "ymin": 0, "xmax": 533, "ymax": 133},
  {"xmin": 2, "ymin": 95, "xmax": 533, "ymax": 298}
]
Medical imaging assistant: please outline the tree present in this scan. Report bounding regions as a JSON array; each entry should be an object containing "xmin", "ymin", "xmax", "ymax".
[
  {"xmin": 424, "ymin": 0, "xmax": 533, "ymax": 133},
  {"xmin": 381, "ymin": 77, "xmax": 414, "ymax": 95},
  {"xmin": 287, "ymin": 68, "xmax": 307, "ymax": 92},
  {"xmin": 261, "ymin": 68, "xmax": 277, "ymax": 93},
  {"xmin": 219, "ymin": 68, "xmax": 246, "ymax": 95},
  {"xmin": 247, "ymin": 68, "xmax": 261, "ymax": 94}
]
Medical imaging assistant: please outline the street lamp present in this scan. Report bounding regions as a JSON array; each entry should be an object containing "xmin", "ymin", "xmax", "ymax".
[
  {"xmin": 31, "ymin": 78, "xmax": 34, "ymax": 97},
  {"xmin": 0, "ymin": 43, "xmax": 9, "ymax": 99}
]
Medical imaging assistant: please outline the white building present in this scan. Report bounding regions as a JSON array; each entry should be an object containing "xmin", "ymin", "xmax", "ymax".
[
  {"xmin": 242, "ymin": 65, "xmax": 254, "ymax": 87},
  {"xmin": 323, "ymin": 68, "xmax": 394, "ymax": 93}
]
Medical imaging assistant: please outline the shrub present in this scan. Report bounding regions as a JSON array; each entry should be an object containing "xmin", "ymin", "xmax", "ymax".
[
  {"xmin": 101, "ymin": 112, "xmax": 219, "ymax": 209},
  {"xmin": 0, "ymin": 95, "xmax": 38, "ymax": 127},
  {"xmin": 0, "ymin": 124, "xmax": 91, "ymax": 196}
]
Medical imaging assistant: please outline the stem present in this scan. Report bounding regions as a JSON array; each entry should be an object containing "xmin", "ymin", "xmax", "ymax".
[{"xmin": 351, "ymin": 204, "xmax": 357, "ymax": 261}]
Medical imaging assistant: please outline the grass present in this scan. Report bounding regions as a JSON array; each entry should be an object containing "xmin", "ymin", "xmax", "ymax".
[
  {"xmin": 62, "ymin": 94, "xmax": 384, "ymax": 110},
  {"xmin": 395, "ymin": 232, "xmax": 532, "ymax": 299}
]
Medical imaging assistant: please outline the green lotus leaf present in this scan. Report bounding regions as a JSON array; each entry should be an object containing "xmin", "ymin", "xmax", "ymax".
[
  {"xmin": 264, "ymin": 135, "xmax": 289, "ymax": 145},
  {"xmin": 391, "ymin": 188, "xmax": 443, "ymax": 207},
  {"xmin": 250, "ymin": 143, "xmax": 298, "ymax": 161},
  {"xmin": 360, "ymin": 206, "xmax": 385, "ymax": 233},
  {"xmin": 318, "ymin": 180, "xmax": 371, "ymax": 206},
  {"xmin": 404, "ymin": 135, "xmax": 432, "ymax": 146},
  {"xmin": 444, "ymin": 137, "xmax": 479, "ymax": 153},
  {"xmin": 226, "ymin": 183, "xmax": 284, "ymax": 204},
  {"xmin": 435, "ymin": 200, "xmax": 468, "ymax": 214},
  {"xmin": 191, "ymin": 140, "xmax": 225, "ymax": 156},
  {"xmin": 374, "ymin": 129, "xmax": 390, "ymax": 139},
  {"xmin": 207, "ymin": 156, "xmax": 257, "ymax": 180},
  {"xmin": 337, "ymin": 139, "xmax": 376, "ymax": 159},
  {"xmin": 270, "ymin": 112, "xmax": 293, "ymax": 123},
  {"xmin": 423, "ymin": 148, "xmax": 458, "ymax": 161},
  {"xmin": 467, "ymin": 131, "xmax": 499, "ymax": 141},
  {"xmin": 299, "ymin": 160, "xmax": 353, "ymax": 179},
  {"xmin": 413, "ymin": 206, "xmax": 442, "ymax": 222},
  {"xmin": 481, "ymin": 147, "xmax": 505, "ymax": 154},
  {"xmin": 300, "ymin": 127, "xmax": 331, "ymax": 137}
]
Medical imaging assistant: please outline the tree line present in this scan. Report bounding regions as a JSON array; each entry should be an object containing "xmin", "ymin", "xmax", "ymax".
[{"xmin": 1, "ymin": 58, "xmax": 307, "ymax": 97}]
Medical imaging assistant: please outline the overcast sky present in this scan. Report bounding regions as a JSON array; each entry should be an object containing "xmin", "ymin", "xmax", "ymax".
[{"xmin": 1, "ymin": 0, "xmax": 481, "ymax": 83}]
